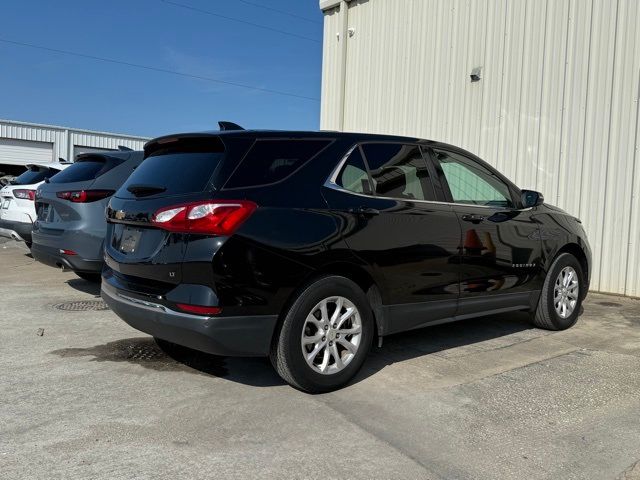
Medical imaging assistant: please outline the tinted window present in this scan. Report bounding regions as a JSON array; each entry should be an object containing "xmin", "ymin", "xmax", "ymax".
[
  {"xmin": 49, "ymin": 161, "xmax": 107, "ymax": 184},
  {"xmin": 119, "ymin": 153, "xmax": 224, "ymax": 198},
  {"xmin": 12, "ymin": 167, "xmax": 59, "ymax": 185},
  {"xmin": 362, "ymin": 143, "xmax": 435, "ymax": 201},
  {"xmin": 224, "ymin": 139, "xmax": 331, "ymax": 189},
  {"xmin": 336, "ymin": 147, "xmax": 372, "ymax": 194},
  {"xmin": 434, "ymin": 149, "xmax": 514, "ymax": 207}
]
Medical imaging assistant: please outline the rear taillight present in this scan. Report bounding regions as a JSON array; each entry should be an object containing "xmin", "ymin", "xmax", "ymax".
[
  {"xmin": 13, "ymin": 189, "xmax": 36, "ymax": 201},
  {"xmin": 151, "ymin": 200, "xmax": 257, "ymax": 235},
  {"xmin": 56, "ymin": 190, "xmax": 114, "ymax": 203}
]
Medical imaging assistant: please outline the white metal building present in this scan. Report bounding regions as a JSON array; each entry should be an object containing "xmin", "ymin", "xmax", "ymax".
[
  {"xmin": 0, "ymin": 119, "xmax": 149, "ymax": 167},
  {"xmin": 319, "ymin": 0, "xmax": 640, "ymax": 297}
]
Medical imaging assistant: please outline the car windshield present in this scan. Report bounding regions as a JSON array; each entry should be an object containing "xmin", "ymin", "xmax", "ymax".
[{"xmin": 11, "ymin": 167, "xmax": 58, "ymax": 185}]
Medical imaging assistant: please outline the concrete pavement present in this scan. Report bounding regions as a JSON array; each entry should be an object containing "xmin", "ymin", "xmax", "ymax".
[{"xmin": 1, "ymin": 238, "xmax": 639, "ymax": 479}]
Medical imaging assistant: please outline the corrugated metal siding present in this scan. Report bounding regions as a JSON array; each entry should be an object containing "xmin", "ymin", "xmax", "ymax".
[
  {"xmin": 0, "ymin": 119, "xmax": 148, "ymax": 164},
  {"xmin": 320, "ymin": 0, "xmax": 640, "ymax": 297},
  {"xmin": 0, "ymin": 138, "xmax": 53, "ymax": 165},
  {"xmin": 69, "ymin": 132, "xmax": 145, "ymax": 158},
  {"xmin": 320, "ymin": 6, "xmax": 344, "ymax": 129},
  {"xmin": 0, "ymin": 121, "xmax": 66, "ymax": 160}
]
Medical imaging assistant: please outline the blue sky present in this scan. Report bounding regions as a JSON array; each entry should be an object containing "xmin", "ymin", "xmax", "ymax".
[{"xmin": 0, "ymin": 0, "xmax": 323, "ymax": 138}]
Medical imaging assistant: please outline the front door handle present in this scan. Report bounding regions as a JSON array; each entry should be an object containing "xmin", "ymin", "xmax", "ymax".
[
  {"xmin": 350, "ymin": 206, "xmax": 380, "ymax": 216},
  {"xmin": 461, "ymin": 214, "xmax": 486, "ymax": 224}
]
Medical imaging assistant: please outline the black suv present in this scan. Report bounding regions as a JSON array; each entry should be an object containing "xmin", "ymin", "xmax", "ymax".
[{"xmin": 101, "ymin": 126, "xmax": 591, "ymax": 393}]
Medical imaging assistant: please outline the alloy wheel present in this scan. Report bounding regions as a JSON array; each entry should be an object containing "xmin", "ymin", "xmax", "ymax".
[
  {"xmin": 553, "ymin": 266, "xmax": 579, "ymax": 318},
  {"xmin": 300, "ymin": 296, "xmax": 362, "ymax": 375}
]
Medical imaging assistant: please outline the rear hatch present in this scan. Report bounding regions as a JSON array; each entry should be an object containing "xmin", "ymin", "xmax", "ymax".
[
  {"xmin": 35, "ymin": 152, "xmax": 136, "ymax": 235},
  {"xmin": 105, "ymin": 136, "xmax": 229, "ymax": 289}
]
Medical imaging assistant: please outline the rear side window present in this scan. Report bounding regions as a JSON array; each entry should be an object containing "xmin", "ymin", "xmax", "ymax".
[
  {"xmin": 224, "ymin": 139, "xmax": 332, "ymax": 189},
  {"xmin": 119, "ymin": 153, "xmax": 224, "ymax": 198},
  {"xmin": 336, "ymin": 147, "xmax": 372, "ymax": 194},
  {"xmin": 361, "ymin": 143, "xmax": 436, "ymax": 201},
  {"xmin": 12, "ymin": 167, "xmax": 59, "ymax": 185}
]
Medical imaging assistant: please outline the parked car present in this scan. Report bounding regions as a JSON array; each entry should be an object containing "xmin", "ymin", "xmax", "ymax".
[
  {"xmin": 0, "ymin": 173, "xmax": 17, "ymax": 187},
  {"xmin": 0, "ymin": 163, "xmax": 69, "ymax": 246},
  {"xmin": 101, "ymin": 127, "xmax": 591, "ymax": 393},
  {"xmin": 31, "ymin": 150, "xmax": 144, "ymax": 282}
]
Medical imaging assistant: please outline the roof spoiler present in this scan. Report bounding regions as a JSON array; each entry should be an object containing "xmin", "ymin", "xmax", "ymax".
[
  {"xmin": 218, "ymin": 121, "xmax": 245, "ymax": 131},
  {"xmin": 118, "ymin": 146, "xmax": 133, "ymax": 151}
]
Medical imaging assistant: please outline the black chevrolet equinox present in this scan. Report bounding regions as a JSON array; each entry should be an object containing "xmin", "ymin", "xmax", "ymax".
[{"xmin": 102, "ymin": 125, "xmax": 591, "ymax": 393}]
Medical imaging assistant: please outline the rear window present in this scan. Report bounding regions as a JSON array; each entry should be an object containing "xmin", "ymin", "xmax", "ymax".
[
  {"xmin": 118, "ymin": 153, "xmax": 224, "ymax": 198},
  {"xmin": 12, "ymin": 166, "xmax": 59, "ymax": 185},
  {"xmin": 51, "ymin": 159, "xmax": 110, "ymax": 183},
  {"xmin": 224, "ymin": 139, "xmax": 332, "ymax": 189}
]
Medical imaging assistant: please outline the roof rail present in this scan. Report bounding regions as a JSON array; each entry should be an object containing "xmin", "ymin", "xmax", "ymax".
[
  {"xmin": 218, "ymin": 121, "xmax": 245, "ymax": 131},
  {"xmin": 117, "ymin": 146, "xmax": 134, "ymax": 151}
]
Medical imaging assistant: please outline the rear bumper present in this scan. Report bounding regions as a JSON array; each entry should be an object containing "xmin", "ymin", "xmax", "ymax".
[
  {"xmin": 0, "ymin": 219, "xmax": 32, "ymax": 243},
  {"xmin": 31, "ymin": 242, "xmax": 103, "ymax": 273},
  {"xmin": 101, "ymin": 280, "xmax": 279, "ymax": 357}
]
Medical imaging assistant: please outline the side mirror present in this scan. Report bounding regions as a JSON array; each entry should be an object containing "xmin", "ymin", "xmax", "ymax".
[{"xmin": 521, "ymin": 190, "xmax": 544, "ymax": 208}]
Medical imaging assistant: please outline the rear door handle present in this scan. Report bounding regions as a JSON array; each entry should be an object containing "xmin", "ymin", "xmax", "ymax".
[
  {"xmin": 461, "ymin": 214, "xmax": 485, "ymax": 224},
  {"xmin": 350, "ymin": 206, "xmax": 380, "ymax": 216}
]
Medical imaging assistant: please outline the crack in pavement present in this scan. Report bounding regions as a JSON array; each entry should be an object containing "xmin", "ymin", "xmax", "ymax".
[{"xmin": 617, "ymin": 459, "xmax": 640, "ymax": 480}]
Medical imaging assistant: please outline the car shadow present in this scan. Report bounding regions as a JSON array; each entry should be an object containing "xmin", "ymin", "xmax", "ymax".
[
  {"xmin": 50, "ymin": 336, "xmax": 283, "ymax": 387},
  {"xmin": 49, "ymin": 311, "xmax": 543, "ymax": 390},
  {"xmin": 352, "ymin": 311, "xmax": 546, "ymax": 385},
  {"xmin": 66, "ymin": 278, "xmax": 101, "ymax": 297}
]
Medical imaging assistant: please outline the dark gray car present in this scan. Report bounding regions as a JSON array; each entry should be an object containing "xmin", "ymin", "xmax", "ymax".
[{"xmin": 31, "ymin": 150, "xmax": 144, "ymax": 282}]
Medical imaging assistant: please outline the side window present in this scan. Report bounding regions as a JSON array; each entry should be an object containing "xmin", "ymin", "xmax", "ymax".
[
  {"xmin": 225, "ymin": 139, "xmax": 332, "ymax": 189},
  {"xmin": 335, "ymin": 147, "xmax": 372, "ymax": 194},
  {"xmin": 433, "ymin": 149, "xmax": 514, "ymax": 208},
  {"xmin": 361, "ymin": 143, "xmax": 436, "ymax": 201}
]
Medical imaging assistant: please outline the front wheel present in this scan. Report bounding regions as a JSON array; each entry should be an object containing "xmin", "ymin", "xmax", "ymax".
[
  {"xmin": 531, "ymin": 253, "xmax": 584, "ymax": 330},
  {"xmin": 270, "ymin": 276, "xmax": 374, "ymax": 393}
]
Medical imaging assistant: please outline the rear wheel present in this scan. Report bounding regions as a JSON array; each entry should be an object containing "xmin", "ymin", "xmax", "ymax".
[
  {"xmin": 531, "ymin": 253, "xmax": 584, "ymax": 330},
  {"xmin": 270, "ymin": 276, "xmax": 374, "ymax": 393},
  {"xmin": 75, "ymin": 272, "xmax": 102, "ymax": 283}
]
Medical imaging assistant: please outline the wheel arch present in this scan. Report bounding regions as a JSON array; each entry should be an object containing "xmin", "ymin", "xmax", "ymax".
[
  {"xmin": 270, "ymin": 262, "xmax": 385, "ymax": 351},
  {"xmin": 553, "ymin": 243, "xmax": 590, "ymax": 297}
]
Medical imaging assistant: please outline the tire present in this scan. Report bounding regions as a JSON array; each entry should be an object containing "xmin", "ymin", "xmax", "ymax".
[
  {"xmin": 531, "ymin": 253, "xmax": 584, "ymax": 330},
  {"xmin": 75, "ymin": 272, "xmax": 102, "ymax": 283},
  {"xmin": 270, "ymin": 275, "xmax": 374, "ymax": 393}
]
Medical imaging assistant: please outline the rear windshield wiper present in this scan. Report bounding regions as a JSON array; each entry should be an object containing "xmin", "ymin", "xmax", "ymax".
[{"xmin": 126, "ymin": 184, "xmax": 167, "ymax": 197}]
